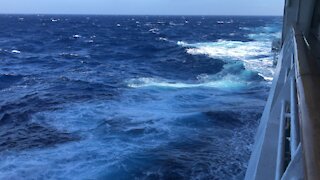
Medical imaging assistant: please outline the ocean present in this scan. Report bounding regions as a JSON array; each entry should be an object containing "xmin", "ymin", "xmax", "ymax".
[{"xmin": 0, "ymin": 15, "xmax": 282, "ymax": 179}]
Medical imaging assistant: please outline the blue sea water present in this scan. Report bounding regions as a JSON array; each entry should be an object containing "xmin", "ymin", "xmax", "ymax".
[{"xmin": 0, "ymin": 15, "xmax": 282, "ymax": 179}]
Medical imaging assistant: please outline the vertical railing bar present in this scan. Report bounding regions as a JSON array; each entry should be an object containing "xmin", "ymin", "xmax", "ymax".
[
  {"xmin": 276, "ymin": 101, "xmax": 287, "ymax": 180},
  {"xmin": 290, "ymin": 76, "xmax": 299, "ymax": 158},
  {"xmin": 284, "ymin": 69, "xmax": 288, "ymax": 83},
  {"xmin": 291, "ymin": 53, "xmax": 294, "ymax": 69}
]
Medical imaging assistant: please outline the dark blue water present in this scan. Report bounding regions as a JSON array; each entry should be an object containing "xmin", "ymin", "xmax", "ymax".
[{"xmin": 0, "ymin": 15, "xmax": 282, "ymax": 179}]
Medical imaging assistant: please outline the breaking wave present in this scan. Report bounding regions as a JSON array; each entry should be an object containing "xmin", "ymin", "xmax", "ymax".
[
  {"xmin": 177, "ymin": 39, "xmax": 275, "ymax": 81},
  {"xmin": 127, "ymin": 77, "xmax": 246, "ymax": 89}
]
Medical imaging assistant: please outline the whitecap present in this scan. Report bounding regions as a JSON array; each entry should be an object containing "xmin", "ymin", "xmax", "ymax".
[
  {"xmin": 258, "ymin": 73, "xmax": 273, "ymax": 81},
  {"xmin": 183, "ymin": 41, "xmax": 269, "ymax": 59},
  {"xmin": 243, "ymin": 59, "xmax": 274, "ymax": 81},
  {"xmin": 239, "ymin": 27, "xmax": 250, "ymax": 30},
  {"xmin": 177, "ymin": 41, "xmax": 188, "ymax": 46},
  {"xmin": 177, "ymin": 40, "xmax": 274, "ymax": 80},
  {"xmin": 51, "ymin": 18, "xmax": 59, "ymax": 22},
  {"xmin": 11, "ymin": 50, "xmax": 21, "ymax": 54},
  {"xmin": 127, "ymin": 77, "xmax": 246, "ymax": 89},
  {"xmin": 169, "ymin": 22, "xmax": 184, "ymax": 26},
  {"xmin": 149, "ymin": 28, "xmax": 160, "ymax": 34},
  {"xmin": 59, "ymin": 52, "xmax": 79, "ymax": 57},
  {"xmin": 73, "ymin": 34, "xmax": 81, "ymax": 38},
  {"xmin": 159, "ymin": 37, "xmax": 169, "ymax": 42}
]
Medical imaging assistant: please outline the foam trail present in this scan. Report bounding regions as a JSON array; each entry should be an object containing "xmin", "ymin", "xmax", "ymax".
[{"xmin": 127, "ymin": 77, "xmax": 246, "ymax": 89}]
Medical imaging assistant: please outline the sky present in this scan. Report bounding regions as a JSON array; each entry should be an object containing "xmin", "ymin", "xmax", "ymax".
[{"xmin": 0, "ymin": 0, "xmax": 284, "ymax": 16}]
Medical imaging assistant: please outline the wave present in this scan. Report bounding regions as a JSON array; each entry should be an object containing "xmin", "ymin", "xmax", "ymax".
[
  {"xmin": 126, "ymin": 77, "xmax": 246, "ymax": 90},
  {"xmin": 169, "ymin": 22, "xmax": 184, "ymax": 26},
  {"xmin": 247, "ymin": 25, "xmax": 282, "ymax": 41},
  {"xmin": 9, "ymin": 87, "xmax": 256, "ymax": 179},
  {"xmin": 149, "ymin": 28, "xmax": 160, "ymax": 34},
  {"xmin": 158, "ymin": 37, "xmax": 169, "ymax": 42},
  {"xmin": 239, "ymin": 27, "xmax": 251, "ymax": 31},
  {"xmin": 177, "ymin": 40, "xmax": 274, "ymax": 81},
  {"xmin": 50, "ymin": 18, "xmax": 59, "ymax": 22},
  {"xmin": 248, "ymin": 32, "xmax": 281, "ymax": 41},
  {"xmin": 181, "ymin": 41, "xmax": 269, "ymax": 59},
  {"xmin": 72, "ymin": 34, "xmax": 81, "ymax": 38},
  {"xmin": 11, "ymin": 50, "xmax": 21, "ymax": 54},
  {"xmin": 217, "ymin": 20, "xmax": 233, "ymax": 24}
]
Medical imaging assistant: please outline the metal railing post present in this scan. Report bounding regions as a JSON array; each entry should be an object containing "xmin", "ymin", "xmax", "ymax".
[
  {"xmin": 276, "ymin": 101, "xmax": 287, "ymax": 180},
  {"xmin": 290, "ymin": 77, "xmax": 299, "ymax": 157}
]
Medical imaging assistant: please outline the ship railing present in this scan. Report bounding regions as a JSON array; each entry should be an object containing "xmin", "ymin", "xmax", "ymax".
[
  {"xmin": 292, "ymin": 26, "xmax": 320, "ymax": 180},
  {"xmin": 245, "ymin": 25, "xmax": 320, "ymax": 180},
  {"xmin": 275, "ymin": 26, "xmax": 302, "ymax": 180}
]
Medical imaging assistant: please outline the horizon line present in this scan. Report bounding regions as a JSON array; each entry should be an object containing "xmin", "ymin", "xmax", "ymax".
[{"xmin": 0, "ymin": 12, "xmax": 283, "ymax": 17}]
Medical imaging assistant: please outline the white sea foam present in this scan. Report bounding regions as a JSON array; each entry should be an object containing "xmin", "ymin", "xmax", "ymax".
[
  {"xmin": 258, "ymin": 73, "xmax": 274, "ymax": 81},
  {"xmin": 239, "ymin": 27, "xmax": 251, "ymax": 31},
  {"xmin": 177, "ymin": 41, "xmax": 188, "ymax": 46},
  {"xmin": 127, "ymin": 77, "xmax": 246, "ymax": 89},
  {"xmin": 243, "ymin": 59, "xmax": 274, "ymax": 80},
  {"xmin": 181, "ymin": 41, "xmax": 270, "ymax": 60},
  {"xmin": 51, "ymin": 18, "xmax": 59, "ymax": 22},
  {"xmin": 177, "ymin": 40, "xmax": 274, "ymax": 81},
  {"xmin": 149, "ymin": 28, "xmax": 160, "ymax": 34},
  {"xmin": 73, "ymin": 34, "xmax": 81, "ymax": 38},
  {"xmin": 59, "ymin": 52, "xmax": 79, "ymax": 57},
  {"xmin": 169, "ymin": 22, "xmax": 184, "ymax": 26},
  {"xmin": 159, "ymin": 37, "xmax": 169, "ymax": 41},
  {"xmin": 11, "ymin": 50, "xmax": 21, "ymax": 54}
]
